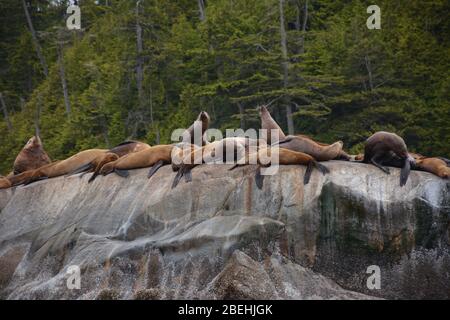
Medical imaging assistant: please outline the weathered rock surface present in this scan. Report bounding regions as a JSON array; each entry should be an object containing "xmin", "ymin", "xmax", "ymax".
[{"xmin": 0, "ymin": 161, "xmax": 448, "ymax": 299}]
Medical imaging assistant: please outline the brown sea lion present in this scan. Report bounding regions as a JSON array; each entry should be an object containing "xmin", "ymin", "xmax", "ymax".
[
  {"xmin": 23, "ymin": 149, "xmax": 109, "ymax": 185},
  {"xmin": 109, "ymin": 140, "xmax": 151, "ymax": 157},
  {"xmin": 414, "ymin": 157, "xmax": 449, "ymax": 179},
  {"xmin": 362, "ymin": 131, "xmax": 415, "ymax": 187},
  {"xmin": 171, "ymin": 137, "xmax": 257, "ymax": 188},
  {"xmin": 274, "ymin": 136, "xmax": 344, "ymax": 161},
  {"xmin": 259, "ymin": 105, "xmax": 286, "ymax": 144},
  {"xmin": 68, "ymin": 141, "xmax": 151, "ymax": 177},
  {"xmin": 247, "ymin": 147, "xmax": 330, "ymax": 188},
  {"xmin": 0, "ymin": 177, "xmax": 11, "ymax": 189},
  {"xmin": 259, "ymin": 106, "xmax": 349, "ymax": 161},
  {"xmin": 182, "ymin": 111, "xmax": 211, "ymax": 146},
  {"xmin": 13, "ymin": 136, "xmax": 51, "ymax": 174},
  {"xmin": 97, "ymin": 144, "xmax": 175, "ymax": 178},
  {"xmin": 90, "ymin": 111, "xmax": 211, "ymax": 182},
  {"xmin": 2, "ymin": 169, "xmax": 39, "ymax": 188}
]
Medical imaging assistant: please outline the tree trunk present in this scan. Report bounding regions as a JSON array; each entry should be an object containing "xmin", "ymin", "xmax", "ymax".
[
  {"xmin": 0, "ymin": 93, "xmax": 13, "ymax": 131},
  {"xmin": 299, "ymin": 0, "xmax": 308, "ymax": 54},
  {"xmin": 136, "ymin": 1, "xmax": 144, "ymax": 110},
  {"xmin": 237, "ymin": 102, "xmax": 245, "ymax": 129},
  {"xmin": 35, "ymin": 94, "xmax": 42, "ymax": 137},
  {"xmin": 22, "ymin": 0, "xmax": 48, "ymax": 77},
  {"xmin": 198, "ymin": 0, "xmax": 206, "ymax": 21},
  {"xmin": 57, "ymin": 43, "xmax": 71, "ymax": 118},
  {"xmin": 365, "ymin": 55, "xmax": 374, "ymax": 91},
  {"xmin": 20, "ymin": 97, "xmax": 26, "ymax": 112},
  {"xmin": 279, "ymin": 0, "xmax": 294, "ymax": 135}
]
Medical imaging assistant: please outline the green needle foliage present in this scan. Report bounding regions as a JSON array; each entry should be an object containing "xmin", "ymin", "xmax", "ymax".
[{"xmin": 0, "ymin": 0, "xmax": 448, "ymax": 174}]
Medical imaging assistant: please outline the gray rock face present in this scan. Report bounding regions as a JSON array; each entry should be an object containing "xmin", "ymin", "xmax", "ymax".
[{"xmin": 0, "ymin": 161, "xmax": 448, "ymax": 299}]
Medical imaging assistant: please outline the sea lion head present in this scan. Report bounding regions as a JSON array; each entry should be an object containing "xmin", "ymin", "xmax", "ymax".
[
  {"xmin": 24, "ymin": 136, "xmax": 42, "ymax": 150},
  {"xmin": 198, "ymin": 111, "xmax": 210, "ymax": 123},
  {"xmin": 258, "ymin": 105, "xmax": 268, "ymax": 115},
  {"xmin": 440, "ymin": 167, "xmax": 449, "ymax": 179}
]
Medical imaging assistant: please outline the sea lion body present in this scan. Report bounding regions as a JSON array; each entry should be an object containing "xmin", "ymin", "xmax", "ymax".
[
  {"xmin": 68, "ymin": 141, "xmax": 151, "ymax": 177},
  {"xmin": 13, "ymin": 136, "xmax": 51, "ymax": 174},
  {"xmin": 415, "ymin": 157, "xmax": 449, "ymax": 179},
  {"xmin": 99, "ymin": 145, "xmax": 175, "ymax": 175},
  {"xmin": 259, "ymin": 106, "xmax": 286, "ymax": 144},
  {"xmin": 109, "ymin": 141, "xmax": 151, "ymax": 157},
  {"xmin": 182, "ymin": 137, "xmax": 253, "ymax": 166},
  {"xmin": 26, "ymin": 149, "xmax": 108, "ymax": 183},
  {"xmin": 363, "ymin": 131, "xmax": 414, "ymax": 186},
  {"xmin": 275, "ymin": 135, "xmax": 344, "ymax": 161},
  {"xmin": 259, "ymin": 106, "xmax": 347, "ymax": 161}
]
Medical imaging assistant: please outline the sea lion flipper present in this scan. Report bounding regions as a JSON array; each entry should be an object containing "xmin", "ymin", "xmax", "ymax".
[
  {"xmin": 114, "ymin": 169, "xmax": 129, "ymax": 178},
  {"xmin": 255, "ymin": 166, "xmax": 264, "ymax": 189},
  {"xmin": 24, "ymin": 176, "xmax": 48, "ymax": 186},
  {"xmin": 184, "ymin": 168, "xmax": 192, "ymax": 182},
  {"xmin": 400, "ymin": 159, "xmax": 411, "ymax": 187},
  {"xmin": 371, "ymin": 156, "xmax": 390, "ymax": 174},
  {"xmin": 315, "ymin": 161, "xmax": 330, "ymax": 175},
  {"xmin": 66, "ymin": 162, "xmax": 93, "ymax": 176},
  {"xmin": 303, "ymin": 162, "xmax": 313, "ymax": 185},
  {"xmin": 148, "ymin": 160, "xmax": 164, "ymax": 179},
  {"xmin": 88, "ymin": 172, "xmax": 99, "ymax": 183},
  {"xmin": 171, "ymin": 168, "xmax": 184, "ymax": 189},
  {"xmin": 271, "ymin": 137, "xmax": 293, "ymax": 147}
]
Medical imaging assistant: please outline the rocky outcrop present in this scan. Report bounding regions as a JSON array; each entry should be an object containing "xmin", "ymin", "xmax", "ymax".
[{"xmin": 0, "ymin": 161, "xmax": 448, "ymax": 299}]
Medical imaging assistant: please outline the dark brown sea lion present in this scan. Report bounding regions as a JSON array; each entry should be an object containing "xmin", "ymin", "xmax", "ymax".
[
  {"xmin": 362, "ymin": 131, "xmax": 415, "ymax": 187},
  {"xmin": 13, "ymin": 136, "xmax": 51, "ymax": 174}
]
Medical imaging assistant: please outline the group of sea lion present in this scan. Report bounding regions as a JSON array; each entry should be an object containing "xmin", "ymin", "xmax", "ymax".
[{"xmin": 0, "ymin": 107, "xmax": 448, "ymax": 191}]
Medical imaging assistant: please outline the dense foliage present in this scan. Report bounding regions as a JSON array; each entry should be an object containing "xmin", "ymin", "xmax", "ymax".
[{"xmin": 0, "ymin": 0, "xmax": 448, "ymax": 174}]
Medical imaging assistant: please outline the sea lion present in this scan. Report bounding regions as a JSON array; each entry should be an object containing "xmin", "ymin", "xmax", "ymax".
[
  {"xmin": 0, "ymin": 177, "xmax": 11, "ymax": 189},
  {"xmin": 97, "ymin": 144, "xmax": 175, "ymax": 178},
  {"xmin": 259, "ymin": 106, "xmax": 349, "ymax": 161},
  {"xmin": 13, "ymin": 136, "xmax": 51, "ymax": 174},
  {"xmin": 182, "ymin": 111, "xmax": 211, "ymax": 146},
  {"xmin": 259, "ymin": 105, "xmax": 286, "ymax": 144},
  {"xmin": 362, "ymin": 131, "xmax": 415, "ymax": 187},
  {"xmin": 229, "ymin": 147, "xmax": 329, "ymax": 189},
  {"xmin": 68, "ymin": 141, "xmax": 151, "ymax": 176},
  {"xmin": 109, "ymin": 140, "xmax": 151, "ymax": 157},
  {"xmin": 23, "ymin": 149, "xmax": 109, "ymax": 185},
  {"xmin": 171, "ymin": 137, "xmax": 270, "ymax": 189},
  {"xmin": 414, "ymin": 157, "xmax": 449, "ymax": 179},
  {"xmin": 274, "ymin": 136, "xmax": 344, "ymax": 161},
  {"xmin": 90, "ymin": 111, "xmax": 211, "ymax": 182}
]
